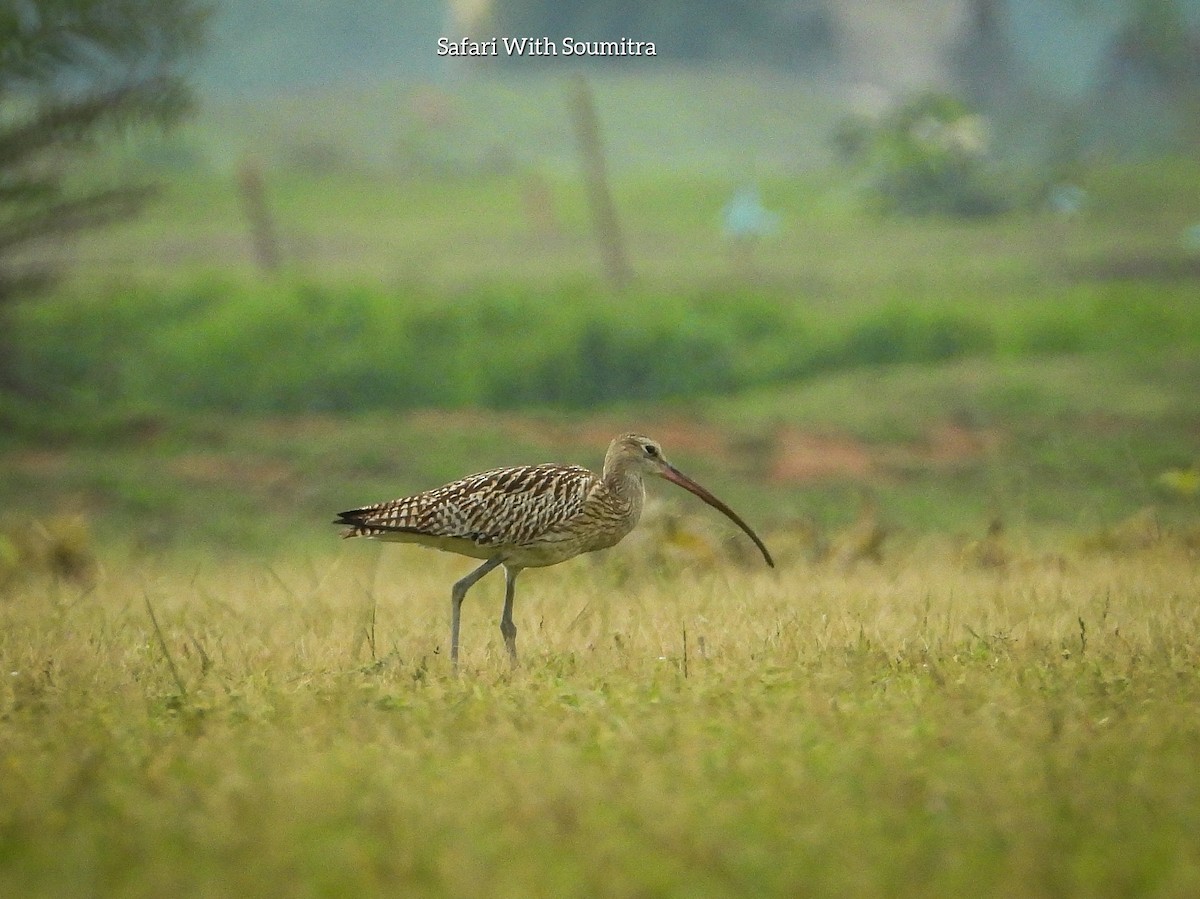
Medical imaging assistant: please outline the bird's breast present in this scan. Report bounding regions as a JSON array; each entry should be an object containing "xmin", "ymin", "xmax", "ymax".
[{"xmin": 577, "ymin": 484, "xmax": 643, "ymax": 552}]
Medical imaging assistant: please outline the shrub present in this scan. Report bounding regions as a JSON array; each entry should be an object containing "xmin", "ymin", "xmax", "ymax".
[
  {"xmin": 18, "ymin": 278, "xmax": 1190, "ymax": 418},
  {"xmin": 836, "ymin": 92, "xmax": 1009, "ymax": 218}
]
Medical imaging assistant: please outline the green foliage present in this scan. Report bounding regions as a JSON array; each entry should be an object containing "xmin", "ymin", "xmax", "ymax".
[
  {"xmin": 9, "ymin": 281, "xmax": 772, "ymax": 412},
  {"xmin": 9, "ymin": 276, "xmax": 1200, "ymax": 417},
  {"xmin": 836, "ymin": 92, "xmax": 1009, "ymax": 217},
  {"xmin": 820, "ymin": 306, "xmax": 996, "ymax": 367},
  {"xmin": 0, "ymin": 0, "xmax": 209, "ymax": 391}
]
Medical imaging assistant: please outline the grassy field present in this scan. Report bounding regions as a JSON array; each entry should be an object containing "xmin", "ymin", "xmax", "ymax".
[
  {"xmin": 2, "ymin": 541, "xmax": 1199, "ymax": 897},
  {"xmin": 7, "ymin": 153, "xmax": 1198, "ymax": 546},
  {"xmin": 69, "ymin": 154, "xmax": 1200, "ymax": 289},
  {"xmin": 3, "ymin": 346, "xmax": 1197, "ymax": 555},
  {"xmin": 3, "ymin": 71, "xmax": 1199, "ymax": 896}
]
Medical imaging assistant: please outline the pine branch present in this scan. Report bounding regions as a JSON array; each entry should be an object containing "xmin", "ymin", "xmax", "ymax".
[
  {"xmin": 0, "ymin": 1, "xmax": 210, "ymax": 88},
  {"xmin": 0, "ymin": 75, "xmax": 190, "ymax": 170},
  {"xmin": 0, "ymin": 182, "xmax": 156, "ymax": 254}
]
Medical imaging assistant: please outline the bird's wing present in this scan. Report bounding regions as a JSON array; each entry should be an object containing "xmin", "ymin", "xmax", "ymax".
[{"xmin": 336, "ymin": 464, "xmax": 596, "ymax": 547}]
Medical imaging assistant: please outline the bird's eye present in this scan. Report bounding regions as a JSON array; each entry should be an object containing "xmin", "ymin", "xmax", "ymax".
[{"xmin": 645, "ymin": 444, "xmax": 659, "ymax": 457}]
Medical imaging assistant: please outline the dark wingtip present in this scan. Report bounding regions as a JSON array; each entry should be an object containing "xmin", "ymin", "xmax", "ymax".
[
  {"xmin": 333, "ymin": 509, "xmax": 369, "ymax": 537},
  {"xmin": 332, "ymin": 509, "xmax": 420, "ymax": 540}
]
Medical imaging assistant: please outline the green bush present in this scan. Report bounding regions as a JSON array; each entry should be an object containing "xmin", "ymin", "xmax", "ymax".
[
  {"xmin": 8, "ymin": 278, "xmax": 1196, "ymax": 418},
  {"xmin": 836, "ymin": 92, "xmax": 1009, "ymax": 217},
  {"xmin": 828, "ymin": 308, "xmax": 996, "ymax": 368}
]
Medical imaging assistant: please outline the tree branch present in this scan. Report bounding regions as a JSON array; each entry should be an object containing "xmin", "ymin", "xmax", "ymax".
[
  {"xmin": 0, "ymin": 75, "xmax": 190, "ymax": 170},
  {"xmin": 0, "ymin": 182, "xmax": 156, "ymax": 254}
]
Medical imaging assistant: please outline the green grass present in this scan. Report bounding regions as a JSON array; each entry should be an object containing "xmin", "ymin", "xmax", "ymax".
[
  {"xmin": 15, "ymin": 145, "xmax": 1189, "ymax": 547},
  {"xmin": 9, "ymin": 274, "xmax": 1199, "ymax": 416},
  {"xmin": 2, "ymin": 546, "xmax": 1199, "ymax": 897},
  {"xmin": 2, "ymin": 351, "xmax": 1196, "ymax": 555},
  {"xmin": 2, "ymin": 74, "xmax": 1200, "ymax": 896}
]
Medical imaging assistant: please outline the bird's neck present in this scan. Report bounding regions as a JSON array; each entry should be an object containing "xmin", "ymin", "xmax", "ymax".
[{"xmin": 602, "ymin": 467, "xmax": 646, "ymax": 523}]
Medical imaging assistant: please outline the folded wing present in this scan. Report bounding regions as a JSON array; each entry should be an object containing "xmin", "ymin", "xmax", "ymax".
[{"xmin": 334, "ymin": 463, "xmax": 597, "ymax": 548}]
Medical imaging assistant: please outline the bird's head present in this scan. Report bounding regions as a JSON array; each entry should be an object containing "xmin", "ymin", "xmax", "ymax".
[
  {"xmin": 606, "ymin": 434, "xmax": 670, "ymax": 476},
  {"xmin": 606, "ymin": 434, "xmax": 774, "ymax": 567}
]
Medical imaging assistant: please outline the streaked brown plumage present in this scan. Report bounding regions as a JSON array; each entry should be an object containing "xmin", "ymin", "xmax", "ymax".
[{"xmin": 335, "ymin": 434, "xmax": 773, "ymax": 666}]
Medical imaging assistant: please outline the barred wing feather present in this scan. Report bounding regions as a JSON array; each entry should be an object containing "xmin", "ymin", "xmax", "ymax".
[{"xmin": 335, "ymin": 464, "xmax": 596, "ymax": 547}]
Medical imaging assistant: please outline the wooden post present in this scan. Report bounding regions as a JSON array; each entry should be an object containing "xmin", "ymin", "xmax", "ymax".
[
  {"xmin": 569, "ymin": 75, "xmax": 632, "ymax": 291},
  {"xmin": 236, "ymin": 159, "xmax": 282, "ymax": 273}
]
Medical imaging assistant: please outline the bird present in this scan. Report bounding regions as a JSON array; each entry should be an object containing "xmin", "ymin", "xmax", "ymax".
[{"xmin": 334, "ymin": 434, "xmax": 774, "ymax": 666}]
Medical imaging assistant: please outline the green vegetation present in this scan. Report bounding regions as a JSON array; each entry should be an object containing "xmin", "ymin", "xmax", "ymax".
[
  {"xmin": 0, "ymin": 0, "xmax": 205, "ymax": 393},
  {"xmin": 1, "ymin": 68, "xmax": 1198, "ymax": 898},
  {"xmin": 3, "ymin": 152, "xmax": 1198, "ymax": 552},
  {"xmin": 9, "ymin": 146, "xmax": 1200, "ymax": 414},
  {"xmin": 10, "ymin": 278, "xmax": 1188, "ymax": 414},
  {"xmin": 2, "ymin": 548, "xmax": 1200, "ymax": 897},
  {"xmin": 9, "ymin": 274, "xmax": 1199, "ymax": 414},
  {"xmin": 4, "ymin": 150, "xmax": 1196, "ymax": 552},
  {"xmin": 835, "ymin": 92, "xmax": 1007, "ymax": 217}
]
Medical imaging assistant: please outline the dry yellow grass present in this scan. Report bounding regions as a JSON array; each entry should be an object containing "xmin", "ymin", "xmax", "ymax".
[{"xmin": 1, "ymin": 540, "xmax": 1199, "ymax": 897}]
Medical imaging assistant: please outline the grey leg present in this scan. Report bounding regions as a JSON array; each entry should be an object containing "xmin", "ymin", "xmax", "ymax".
[
  {"xmin": 451, "ymin": 557, "xmax": 503, "ymax": 667},
  {"xmin": 500, "ymin": 566, "xmax": 521, "ymax": 666}
]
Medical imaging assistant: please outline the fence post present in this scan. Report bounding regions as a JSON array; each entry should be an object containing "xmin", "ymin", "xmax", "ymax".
[{"xmin": 569, "ymin": 75, "xmax": 632, "ymax": 291}]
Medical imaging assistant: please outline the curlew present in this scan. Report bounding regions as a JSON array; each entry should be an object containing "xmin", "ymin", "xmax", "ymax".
[{"xmin": 334, "ymin": 434, "xmax": 774, "ymax": 666}]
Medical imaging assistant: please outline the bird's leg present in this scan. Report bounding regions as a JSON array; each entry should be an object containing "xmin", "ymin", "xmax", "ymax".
[
  {"xmin": 451, "ymin": 557, "xmax": 503, "ymax": 668},
  {"xmin": 499, "ymin": 566, "xmax": 521, "ymax": 667}
]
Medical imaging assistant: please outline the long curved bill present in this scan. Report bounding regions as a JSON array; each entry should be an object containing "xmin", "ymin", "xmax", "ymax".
[{"xmin": 660, "ymin": 463, "xmax": 775, "ymax": 568}]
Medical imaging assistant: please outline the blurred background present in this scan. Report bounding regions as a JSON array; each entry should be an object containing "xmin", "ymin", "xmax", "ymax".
[{"xmin": 1, "ymin": 0, "xmax": 1198, "ymax": 572}]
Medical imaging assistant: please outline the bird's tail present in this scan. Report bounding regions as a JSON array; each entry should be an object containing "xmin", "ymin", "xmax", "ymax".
[{"xmin": 333, "ymin": 509, "xmax": 378, "ymax": 539}]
